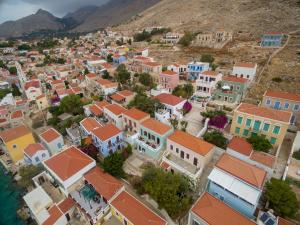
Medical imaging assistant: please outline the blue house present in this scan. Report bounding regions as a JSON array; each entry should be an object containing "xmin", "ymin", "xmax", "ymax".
[
  {"xmin": 187, "ymin": 61, "xmax": 210, "ymax": 80},
  {"xmin": 207, "ymin": 153, "xmax": 267, "ymax": 218},
  {"xmin": 261, "ymin": 33, "xmax": 284, "ymax": 47},
  {"xmin": 91, "ymin": 123, "xmax": 124, "ymax": 157},
  {"xmin": 113, "ymin": 54, "xmax": 126, "ymax": 65},
  {"xmin": 135, "ymin": 118, "xmax": 173, "ymax": 158}
]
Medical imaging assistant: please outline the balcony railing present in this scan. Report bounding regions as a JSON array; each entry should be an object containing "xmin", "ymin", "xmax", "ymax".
[{"xmin": 136, "ymin": 136, "xmax": 162, "ymax": 152}]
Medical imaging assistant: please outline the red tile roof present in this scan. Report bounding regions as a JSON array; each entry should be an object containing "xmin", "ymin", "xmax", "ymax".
[
  {"xmin": 95, "ymin": 100, "xmax": 111, "ymax": 109},
  {"xmin": 24, "ymin": 80, "xmax": 40, "ymax": 90},
  {"xmin": 123, "ymin": 108, "xmax": 149, "ymax": 121},
  {"xmin": 141, "ymin": 118, "xmax": 172, "ymax": 135},
  {"xmin": 234, "ymin": 62, "xmax": 257, "ymax": 68},
  {"xmin": 227, "ymin": 137, "xmax": 253, "ymax": 156},
  {"xmin": 264, "ymin": 90, "xmax": 300, "ymax": 102},
  {"xmin": 42, "ymin": 205, "xmax": 63, "ymax": 225},
  {"xmin": 57, "ymin": 197, "xmax": 75, "ymax": 214},
  {"xmin": 111, "ymin": 191, "xmax": 167, "ymax": 225},
  {"xmin": 80, "ymin": 118, "xmax": 102, "ymax": 133},
  {"xmin": 10, "ymin": 110, "xmax": 23, "ymax": 119},
  {"xmin": 191, "ymin": 192, "xmax": 256, "ymax": 225},
  {"xmin": 154, "ymin": 93, "xmax": 185, "ymax": 106},
  {"xmin": 91, "ymin": 123, "xmax": 121, "ymax": 141},
  {"xmin": 223, "ymin": 76, "xmax": 248, "ymax": 83},
  {"xmin": 143, "ymin": 61, "xmax": 161, "ymax": 67},
  {"xmin": 250, "ymin": 151, "xmax": 275, "ymax": 168},
  {"xmin": 168, "ymin": 130, "xmax": 214, "ymax": 156},
  {"xmin": 202, "ymin": 71, "xmax": 218, "ymax": 76},
  {"xmin": 84, "ymin": 167, "xmax": 123, "ymax": 200},
  {"xmin": 89, "ymin": 104, "xmax": 103, "ymax": 116},
  {"xmin": 44, "ymin": 146, "xmax": 94, "ymax": 181},
  {"xmin": 216, "ymin": 154, "xmax": 267, "ymax": 189},
  {"xmin": 0, "ymin": 125, "xmax": 32, "ymax": 142},
  {"xmin": 40, "ymin": 128, "xmax": 61, "ymax": 143},
  {"xmin": 110, "ymin": 93, "xmax": 125, "ymax": 102},
  {"xmin": 86, "ymin": 73, "xmax": 97, "ymax": 79},
  {"xmin": 161, "ymin": 70, "xmax": 178, "ymax": 76},
  {"xmin": 24, "ymin": 143, "xmax": 46, "ymax": 157},
  {"xmin": 236, "ymin": 103, "xmax": 292, "ymax": 123},
  {"xmin": 118, "ymin": 90, "xmax": 134, "ymax": 97},
  {"xmin": 105, "ymin": 104, "xmax": 127, "ymax": 115}
]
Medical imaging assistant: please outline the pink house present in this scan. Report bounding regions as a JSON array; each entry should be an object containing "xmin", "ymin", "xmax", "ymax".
[{"xmin": 159, "ymin": 70, "xmax": 179, "ymax": 92}]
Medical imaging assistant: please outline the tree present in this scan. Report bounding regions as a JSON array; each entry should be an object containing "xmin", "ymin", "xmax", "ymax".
[
  {"xmin": 11, "ymin": 83, "xmax": 21, "ymax": 96},
  {"xmin": 60, "ymin": 94, "xmax": 83, "ymax": 115},
  {"xmin": 266, "ymin": 178, "xmax": 299, "ymax": 218},
  {"xmin": 128, "ymin": 94, "xmax": 162, "ymax": 117},
  {"xmin": 127, "ymin": 39, "xmax": 132, "ymax": 45},
  {"xmin": 172, "ymin": 84, "xmax": 194, "ymax": 99},
  {"xmin": 247, "ymin": 135, "xmax": 272, "ymax": 153},
  {"xmin": 56, "ymin": 58, "xmax": 66, "ymax": 64},
  {"xmin": 18, "ymin": 165, "xmax": 42, "ymax": 188},
  {"xmin": 18, "ymin": 44, "xmax": 31, "ymax": 51},
  {"xmin": 180, "ymin": 120, "xmax": 188, "ymax": 132},
  {"xmin": 0, "ymin": 60, "xmax": 5, "ymax": 68},
  {"xmin": 107, "ymin": 54, "xmax": 113, "ymax": 63},
  {"xmin": 201, "ymin": 54, "xmax": 215, "ymax": 65},
  {"xmin": 203, "ymin": 130, "xmax": 228, "ymax": 149},
  {"xmin": 0, "ymin": 88, "xmax": 12, "ymax": 99},
  {"xmin": 103, "ymin": 152, "xmax": 125, "ymax": 178},
  {"xmin": 9, "ymin": 66, "xmax": 17, "ymax": 75},
  {"xmin": 170, "ymin": 118, "xmax": 179, "ymax": 129},
  {"xmin": 115, "ymin": 64, "xmax": 131, "ymax": 85},
  {"xmin": 178, "ymin": 32, "xmax": 195, "ymax": 47},
  {"xmin": 84, "ymin": 68, "xmax": 89, "ymax": 75},
  {"xmin": 139, "ymin": 73, "xmax": 154, "ymax": 87},
  {"xmin": 201, "ymin": 110, "xmax": 225, "ymax": 119},
  {"xmin": 102, "ymin": 71, "xmax": 111, "ymax": 79},
  {"xmin": 134, "ymin": 30, "xmax": 152, "ymax": 42}
]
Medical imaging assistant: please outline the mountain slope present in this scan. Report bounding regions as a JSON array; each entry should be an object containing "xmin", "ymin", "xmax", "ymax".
[
  {"xmin": 72, "ymin": 0, "xmax": 161, "ymax": 32},
  {"xmin": 63, "ymin": 5, "xmax": 99, "ymax": 24},
  {"xmin": 0, "ymin": 9, "xmax": 64, "ymax": 38},
  {"xmin": 115, "ymin": 0, "xmax": 300, "ymax": 36}
]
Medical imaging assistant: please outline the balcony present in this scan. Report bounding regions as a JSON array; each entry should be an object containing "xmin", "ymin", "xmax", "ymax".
[
  {"xmin": 70, "ymin": 184, "xmax": 109, "ymax": 223},
  {"xmin": 136, "ymin": 136, "xmax": 162, "ymax": 152}
]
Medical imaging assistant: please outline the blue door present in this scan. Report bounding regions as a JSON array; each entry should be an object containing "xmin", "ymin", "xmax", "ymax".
[{"xmin": 274, "ymin": 101, "xmax": 281, "ymax": 109}]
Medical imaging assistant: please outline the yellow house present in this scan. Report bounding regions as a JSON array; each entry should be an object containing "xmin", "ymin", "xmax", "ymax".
[
  {"xmin": 230, "ymin": 103, "xmax": 292, "ymax": 147},
  {"xmin": 36, "ymin": 94, "xmax": 49, "ymax": 111},
  {"xmin": 0, "ymin": 125, "xmax": 36, "ymax": 163}
]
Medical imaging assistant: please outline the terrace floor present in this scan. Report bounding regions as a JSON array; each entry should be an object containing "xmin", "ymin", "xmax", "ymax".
[
  {"xmin": 167, "ymin": 153, "xmax": 198, "ymax": 174},
  {"xmin": 103, "ymin": 216, "xmax": 123, "ymax": 225},
  {"xmin": 41, "ymin": 180, "xmax": 64, "ymax": 203}
]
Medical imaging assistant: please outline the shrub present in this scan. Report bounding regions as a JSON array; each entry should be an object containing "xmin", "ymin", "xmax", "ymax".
[
  {"xmin": 208, "ymin": 115, "xmax": 228, "ymax": 129},
  {"xmin": 183, "ymin": 101, "xmax": 192, "ymax": 114},
  {"xmin": 103, "ymin": 152, "xmax": 125, "ymax": 178},
  {"xmin": 203, "ymin": 130, "xmax": 228, "ymax": 149},
  {"xmin": 178, "ymin": 32, "xmax": 195, "ymax": 47},
  {"xmin": 247, "ymin": 135, "xmax": 272, "ymax": 153},
  {"xmin": 272, "ymin": 77, "xmax": 282, "ymax": 83},
  {"xmin": 293, "ymin": 151, "xmax": 300, "ymax": 160},
  {"xmin": 201, "ymin": 110, "xmax": 225, "ymax": 119}
]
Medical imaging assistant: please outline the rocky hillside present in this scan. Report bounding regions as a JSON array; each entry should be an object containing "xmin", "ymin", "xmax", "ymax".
[{"xmin": 116, "ymin": 0, "xmax": 300, "ymax": 36}]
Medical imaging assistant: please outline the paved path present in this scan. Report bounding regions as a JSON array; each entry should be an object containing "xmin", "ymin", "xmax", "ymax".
[{"xmin": 184, "ymin": 107, "xmax": 204, "ymax": 136}]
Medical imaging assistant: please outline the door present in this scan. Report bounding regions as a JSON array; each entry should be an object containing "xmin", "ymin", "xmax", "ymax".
[
  {"xmin": 180, "ymin": 151, "xmax": 184, "ymax": 159},
  {"xmin": 274, "ymin": 101, "xmax": 281, "ymax": 109}
]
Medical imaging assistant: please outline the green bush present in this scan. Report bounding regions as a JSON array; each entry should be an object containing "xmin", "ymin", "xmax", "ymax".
[
  {"xmin": 178, "ymin": 32, "xmax": 195, "ymax": 47},
  {"xmin": 247, "ymin": 135, "xmax": 272, "ymax": 153},
  {"xmin": 293, "ymin": 151, "xmax": 300, "ymax": 160},
  {"xmin": 203, "ymin": 130, "xmax": 228, "ymax": 149},
  {"xmin": 103, "ymin": 152, "xmax": 125, "ymax": 178},
  {"xmin": 272, "ymin": 77, "xmax": 282, "ymax": 83}
]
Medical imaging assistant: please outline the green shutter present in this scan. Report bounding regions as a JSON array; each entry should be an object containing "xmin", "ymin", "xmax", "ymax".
[
  {"xmin": 263, "ymin": 123, "xmax": 270, "ymax": 132},
  {"xmin": 273, "ymin": 126, "xmax": 280, "ymax": 134},
  {"xmin": 270, "ymin": 137, "xmax": 277, "ymax": 145},
  {"xmin": 243, "ymin": 129, "xmax": 249, "ymax": 136},
  {"xmin": 237, "ymin": 116, "xmax": 243, "ymax": 124},
  {"xmin": 253, "ymin": 120, "xmax": 261, "ymax": 131},
  {"xmin": 246, "ymin": 119, "xmax": 252, "ymax": 127},
  {"xmin": 235, "ymin": 127, "xmax": 240, "ymax": 134}
]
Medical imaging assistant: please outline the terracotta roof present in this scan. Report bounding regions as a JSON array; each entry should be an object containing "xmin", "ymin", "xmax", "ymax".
[
  {"xmin": 134, "ymin": 56, "xmax": 152, "ymax": 62},
  {"xmin": 110, "ymin": 93, "xmax": 125, "ymax": 102},
  {"xmin": 234, "ymin": 62, "xmax": 257, "ymax": 68},
  {"xmin": 143, "ymin": 61, "xmax": 161, "ymax": 67},
  {"xmin": 91, "ymin": 123, "xmax": 121, "ymax": 141},
  {"xmin": 57, "ymin": 197, "xmax": 75, "ymax": 214},
  {"xmin": 42, "ymin": 205, "xmax": 63, "ymax": 225},
  {"xmin": 111, "ymin": 191, "xmax": 167, "ymax": 225},
  {"xmin": 250, "ymin": 151, "xmax": 275, "ymax": 168},
  {"xmin": 104, "ymin": 104, "xmax": 127, "ymax": 115},
  {"xmin": 264, "ymin": 90, "xmax": 300, "ymax": 102},
  {"xmin": 191, "ymin": 192, "xmax": 256, "ymax": 225},
  {"xmin": 84, "ymin": 167, "xmax": 123, "ymax": 200},
  {"xmin": 168, "ymin": 130, "xmax": 214, "ymax": 156},
  {"xmin": 216, "ymin": 154, "xmax": 266, "ymax": 189},
  {"xmin": 236, "ymin": 103, "xmax": 292, "ymax": 123},
  {"xmin": 86, "ymin": 73, "xmax": 97, "ymax": 79},
  {"xmin": 40, "ymin": 128, "xmax": 61, "ymax": 143},
  {"xmin": 161, "ymin": 70, "xmax": 178, "ymax": 76},
  {"xmin": 36, "ymin": 94, "xmax": 46, "ymax": 100},
  {"xmin": 89, "ymin": 104, "xmax": 103, "ymax": 116},
  {"xmin": 44, "ymin": 146, "xmax": 94, "ymax": 181},
  {"xmin": 80, "ymin": 117, "xmax": 102, "ymax": 133},
  {"xmin": 202, "ymin": 71, "xmax": 218, "ymax": 76},
  {"xmin": 123, "ymin": 108, "xmax": 149, "ymax": 121},
  {"xmin": 10, "ymin": 110, "xmax": 23, "ymax": 119},
  {"xmin": 227, "ymin": 137, "xmax": 253, "ymax": 156},
  {"xmin": 278, "ymin": 217, "xmax": 295, "ymax": 225},
  {"xmin": 24, "ymin": 143, "xmax": 46, "ymax": 157},
  {"xmin": 97, "ymin": 78, "xmax": 118, "ymax": 88},
  {"xmin": 0, "ymin": 125, "xmax": 31, "ymax": 142},
  {"xmin": 95, "ymin": 100, "xmax": 111, "ymax": 109},
  {"xmin": 154, "ymin": 93, "xmax": 185, "ymax": 106},
  {"xmin": 223, "ymin": 76, "xmax": 248, "ymax": 83},
  {"xmin": 141, "ymin": 118, "xmax": 172, "ymax": 135},
  {"xmin": 160, "ymin": 161, "xmax": 170, "ymax": 170},
  {"xmin": 118, "ymin": 90, "xmax": 134, "ymax": 97},
  {"xmin": 24, "ymin": 80, "xmax": 40, "ymax": 90}
]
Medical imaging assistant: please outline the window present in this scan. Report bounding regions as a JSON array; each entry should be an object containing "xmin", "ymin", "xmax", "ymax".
[
  {"xmin": 243, "ymin": 129, "xmax": 249, "ymax": 136},
  {"xmin": 42, "ymin": 153, "xmax": 46, "ymax": 158},
  {"xmin": 170, "ymin": 145, "xmax": 173, "ymax": 150},
  {"xmin": 294, "ymin": 104, "xmax": 300, "ymax": 111},
  {"xmin": 12, "ymin": 144, "xmax": 17, "ymax": 149},
  {"xmin": 176, "ymin": 148, "xmax": 179, "ymax": 153},
  {"xmin": 253, "ymin": 120, "xmax": 261, "ymax": 131},
  {"xmin": 193, "ymin": 158, "xmax": 198, "ymax": 166},
  {"xmin": 186, "ymin": 153, "xmax": 189, "ymax": 159},
  {"xmin": 237, "ymin": 116, "xmax": 243, "ymax": 124},
  {"xmin": 273, "ymin": 126, "xmax": 280, "ymax": 134},
  {"xmin": 270, "ymin": 137, "xmax": 277, "ymax": 145},
  {"xmin": 235, "ymin": 127, "xmax": 240, "ymax": 134},
  {"xmin": 266, "ymin": 99, "xmax": 271, "ymax": 105},
  {"xmin": 35, "ymin": 156, "xmax": 39, "ymax": 162},
  {"xmin": 57, "ymin": 143, "xmax": 62, "ymax": 149},
  {"xmin": 246, "ymin": 118, "xmax": 252, "ymax": 127},
  {"xmin": 263, "ymin": 123, "xmax": 270, "ymax": 132},
  {"xmin": 284, "ymin": 102, "xmax": 289, "ymax": 109}
]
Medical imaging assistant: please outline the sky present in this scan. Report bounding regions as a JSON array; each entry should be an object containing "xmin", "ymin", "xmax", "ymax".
[{"xmin": 0, "ymin": 0, "xmax": 108, "ymax": 23}]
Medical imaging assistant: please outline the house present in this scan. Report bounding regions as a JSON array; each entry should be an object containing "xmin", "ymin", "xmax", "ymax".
[
  {"xmin": 43, "ymin": 146, "xmax": 96, "ymax": 195},
  {"xmin": 0, "ymin": 125, "xmax": 35, "ymax": 163},
  {"xmin": 232, "ymin": 63, "xmax": 257, "ymax": 81},
  {"xmin": 194, "ymin": 30, "xmax": 233, "ymax": 49},
  {"xmin": 112, "ymin": 54, "xmax": 126, "ymax": 65},
  {"xmin": 39, "ymin": 128, "xmax": 64, "ymax": 155},
  {"xmin": 212, "ymin": 76, "xmax": 248, "ymax": 104},
  {"xmin": 262, "ymin": 90, "xmax": 300, "ymax": 124},
  {"xmin": 96, "ymin": 78, "xmax": 118, "ymax": 95},
  {"xmin": 24, "ymin": 143, "xmax": 50, "ymax": 165},
  {"xmin": 162, "ymin": 32, "xmax": 181, "ymax": 45},
  {"xmin": 111, "ymin": 191, "xmax": 167, "ymax": 225},
  {"xmin": 85, "ymin": 73, "xmax": 98, "ymax": 88},
  {"xmin": 80, "ymin": 117, "xmax": 102, "ymax": 137},
  {"xmin": 103, "ymin": 104, "xmax": 127, "ymax": 130},
  {"xmin": 188, "ymin": 192, "xmax": 256, "ymax": 225},
  {"xmin": 91, "ymin": 123, "xmax": 124, "ymax": 157},
  {"xmin": 159, "ymin": 70, "xmax": 179, "ymax": 92},
  {"xmin": 257, "ymin": 210, "xmax": 295, "ymax": 225},
  {"xmin": 161, "ymin": 130, "xmax": 214, "ymax": 183},
  {"xmin": 195, "ymin": 71, "xmax": 223, "ymax": 98},
  {"xmin": 154, "ymin": 93, "xmax": 187, "ymax": 122},
  {"xmin": 110, "ymin": 90, "xmax": 135, "ymax": 105},
  {"xmin": 167, "ymin": 63, "xmax": 187, "ymax": 75},
  {"xmin": 36, "ymin": 94, "xmax": 49, "ymax": 111},
  {"xmin": 10, "ymin": 110, "xmax": 24, "ymax": 127},
  {"xmin": 230, "ymin": 103, "xmax": 292, "ymax": 147},
  {"xmin": 261, "ymin": 33, "xmax": 284, "ymax": 47},
  {"xmin": 66, "ymin": 125, "xmax": 82, "ymax": 146},
  {"xmin": 122, "ymin": 108, "xmax": 150, "ymax": 135},
  {"xmin": 84, "ymin": 100, "xmax": 111, "ymax": 117},
  {"xmin": 135, "ymin": 118, "xmax": 173, "ymax": 158},
  {"xmin": 142, "ymin": 61, "xmax": 162, "ymax": 82},
  {"xmin": 187, "ymin": 61, "xmax": 210, "ymax": 80},
  {"xmin": 207, "ymin": 153, "xmax": 267, "ymax": 218},
  {"xmin": 24, "ymin": 79, "xmax": 42, "ymax": 101}
]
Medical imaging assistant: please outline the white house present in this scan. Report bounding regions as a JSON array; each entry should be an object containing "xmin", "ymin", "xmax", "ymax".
[
  {"xmin": 232, "ymin": 62, "xmax": 257, "ymax": 81},
  {"xmin": 39, "ymin": 128, "xmax": 64, "ymax": 155},
  {"xmin": 96, "ymin": 78, "xmax": 118, "ymax": 95},
  {"xmin": 24, "ymin": 79, "xmax": 42, "ymax": 101},
  {"xmin": 24, "ymin": 143, "xmax": 50, "ymax": 165},
  {"xmin": 195, "ymin": 71, "xmax": 222, "ymax": 98},
  {"xmin": 103, "ymin": 104, "xmax": 127, "ymax": 130}
]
